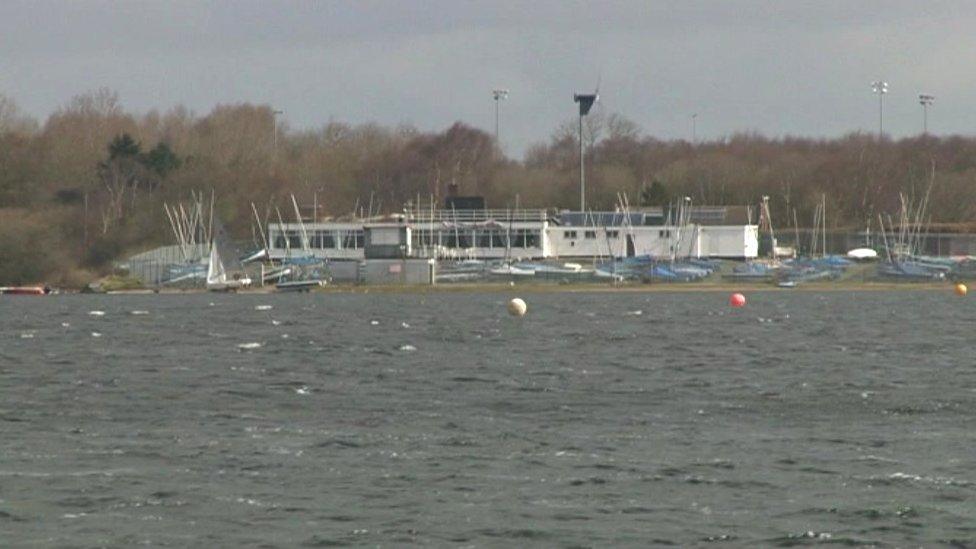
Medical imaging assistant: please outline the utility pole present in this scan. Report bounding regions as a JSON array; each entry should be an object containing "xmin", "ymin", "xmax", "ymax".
[{"xmin": 692, "ymin": 113, "xmax": 698, "ymax": 144}]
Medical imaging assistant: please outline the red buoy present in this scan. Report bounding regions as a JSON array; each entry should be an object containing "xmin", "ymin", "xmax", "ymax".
[{"xmin": 729, "ymin": 293, "xmax": 746, "ymax": 307}]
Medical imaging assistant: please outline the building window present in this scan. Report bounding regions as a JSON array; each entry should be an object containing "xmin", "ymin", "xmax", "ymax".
[
  {"xmin": 510, "ymin": 229, "xmax": 539, "ymax": 248},
  {"xmin": 584, "ymin": 231, "xmax": 597, "ymax": 239},
  {"xmin": 447, "ymin": 230, "xmax": 473, "ymax": 248},
  {"xmin": 564, "ymin": 230, "xmax": 577, "ymax": 239},
  {"xmin": 491, "ymin": 231, "xmax": 508, "ymax": 248},
  {"xmin": 310, "ymin": 230, "xmax": 336, "ymax": 249},
  {"xmin": 607, "ymin": 230, "xmax": 619, "ymax": 239},
  {"xmin": 511, "ymin": 230, "xmax": 524, "ymax": 248},
  {"xmin": 412, "ymin": 230, "xmax": 438, "ymax": 249},
  {"xmin": 340, "ymin": 230, "xmax": 364, "ymax": 249},
  {"xmin": 659, "ymin": 230, "xmax": 671, "ymax": 238},
  {"xmin": 286, "ymin": 231, "xmax": 302, "ymax": 249},
  {"xmin": 477, "ymin": 231, "xmax": 492, "ymax": 248}
]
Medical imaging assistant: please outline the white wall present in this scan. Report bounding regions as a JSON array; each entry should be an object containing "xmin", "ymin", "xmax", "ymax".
[
  {"xmin": 547, "ymin": 225, "xmax": 701, "ymax": 259},
  {"xmin": 268, "ymin": 220, "xmax": 758, "ymax": 260},
  {"xmin": 698, "ymin": 225, "xmax": 758, "ymax": 258},
  {"xmin": 546, "ymin": 227, "xmax": 622, "ymax": 258}
]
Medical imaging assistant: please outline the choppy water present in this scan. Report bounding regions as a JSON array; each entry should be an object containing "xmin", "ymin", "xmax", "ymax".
[{"xmin": 2, "ymin": 290, "xmax": 976, "ymax": 546}]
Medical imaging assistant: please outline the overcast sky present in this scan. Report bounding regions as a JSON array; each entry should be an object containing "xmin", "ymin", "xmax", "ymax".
[{"xmin": 1, "ymin": 1, "xmax": 973, "ymax": 156}]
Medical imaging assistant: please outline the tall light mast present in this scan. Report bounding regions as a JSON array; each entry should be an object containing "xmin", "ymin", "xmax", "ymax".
[
  {"xmin": 918, "ymin": 94, "xmax": 934, "ymax": 134},
  {"xmin": 573, "ymin": 91, "xmax": 598, "ymax": 211},
  {"xmin": 871, "ymin": 80, "xmax": 888, "ymax": 138}
]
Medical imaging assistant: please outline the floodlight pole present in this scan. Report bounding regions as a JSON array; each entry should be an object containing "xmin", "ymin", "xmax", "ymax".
[
  {"xmin": 272, "ymin": 109, "xmax": 283, "ymax": 155},
  {"xmin": 492, "ymin": 89, "xmax": 508, "ymax": 144},
  {"xmin": 574, "ymin": 92, "xmax": 597, "ymax": 212},
  {"xmin": 692, "ymin": 113, "xmax": 698, "ymax": 144},
  {"xmin": 496, "ymin": 98, "xmax": 500, "ymax": 142},
  {"xmin": 878, "ymin": 92, "xmax": 884, "ymax": 137},
  {"xmin": 871, "ymin": 81, "xmax": 887, "ymax": 138},
  {"xmin": 922, "ymin": 101, "xmax": 928, "ymax": 134},
  {"xmin": 919, "ymin": 94, "xmax": 934, "ymax": 134},
  {"xmin": 579, "ymin": 111, "xmax": 585, "ymax": 211}
]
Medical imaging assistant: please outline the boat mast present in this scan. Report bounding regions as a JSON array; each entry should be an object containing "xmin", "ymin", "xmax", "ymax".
[
  {"xmin": 275, "ymin": 206, "xmax": 291, "ymax": 261},
  {"xmin": 251, "ymin": 202, "xmax": 270, "ymax": 255},
  {"xmin": 822, "ymin": 194, "xmax": 827, "ymax": 257}
]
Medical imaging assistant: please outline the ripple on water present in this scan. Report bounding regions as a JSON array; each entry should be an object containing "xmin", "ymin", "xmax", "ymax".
[{"xmin": 0, "ymin": 290, "xmax": 973, "ymax": 546}]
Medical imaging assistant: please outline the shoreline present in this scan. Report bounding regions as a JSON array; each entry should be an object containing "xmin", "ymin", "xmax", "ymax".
[{"xmin": 67, "ymin": 280, "xmax": 960, "ymax": 295}]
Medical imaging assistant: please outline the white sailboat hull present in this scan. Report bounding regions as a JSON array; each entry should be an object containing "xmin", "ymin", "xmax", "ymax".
[{"xmin": 207, "ymin": 278, "xmax": 252, "ymax": 292}]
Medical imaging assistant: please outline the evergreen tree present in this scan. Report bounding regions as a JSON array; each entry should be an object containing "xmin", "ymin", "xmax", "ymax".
[{"xmin": 640, "ymin": 180, "xmax": 670, "ymax": 207}]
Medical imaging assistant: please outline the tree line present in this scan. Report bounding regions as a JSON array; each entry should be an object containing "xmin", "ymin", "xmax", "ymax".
[{"xmin": 2, "ymin": 88, "xmax": 976, "ymax": 285}]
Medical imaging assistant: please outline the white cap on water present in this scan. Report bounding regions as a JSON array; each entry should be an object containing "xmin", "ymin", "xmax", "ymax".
[{"xmin": 507, "ymin": 297, "xmax": 527, "ymax": 317}]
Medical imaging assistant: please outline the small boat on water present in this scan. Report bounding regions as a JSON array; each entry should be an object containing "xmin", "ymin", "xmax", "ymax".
[{"xmin": 0, "ymin": 286, "xmax": 48, "ymax": 295}]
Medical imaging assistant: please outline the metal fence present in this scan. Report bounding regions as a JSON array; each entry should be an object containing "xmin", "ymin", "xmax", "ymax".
[{"xmin": 120, "ymin": 244, "xmax": 209, "ymax": 286}]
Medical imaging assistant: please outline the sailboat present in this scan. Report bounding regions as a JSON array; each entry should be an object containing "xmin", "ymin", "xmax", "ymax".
[
  {"xmin": 206, "ymin": 244, "xmax": 252, "ymax": 291},
  {"xmin": 273, "ymin": 194, "xmax": 329, "ymax": 292}
]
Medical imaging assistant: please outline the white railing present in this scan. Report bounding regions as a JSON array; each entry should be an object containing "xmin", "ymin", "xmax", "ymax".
[{"xmin": 403, "ymin": 208, "xmax": 548, "ymax": 223}]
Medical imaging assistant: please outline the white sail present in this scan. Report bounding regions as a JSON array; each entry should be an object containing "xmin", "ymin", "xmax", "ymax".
[
  {"xmin": 206, "ymin": 245, "xmax": 227, "ymax": 287},
  {"xmin": 206, "ymin": 243, "xmax": 252, "ymax": 291}
]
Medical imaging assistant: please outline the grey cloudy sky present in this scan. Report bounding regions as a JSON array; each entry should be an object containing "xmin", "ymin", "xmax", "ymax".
[{"xmin": 1, "ymin": 1, "xmax": 973, "ymax": 155}]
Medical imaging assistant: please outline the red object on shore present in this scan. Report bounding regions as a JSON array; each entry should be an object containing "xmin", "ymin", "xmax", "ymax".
[
  {"xmin": 0, "ymin": 286, "xmax": 47, "ymax": 295},
  {"xmin": 729, "ymin": 292, "xmax": 746, "ymax": 307}
]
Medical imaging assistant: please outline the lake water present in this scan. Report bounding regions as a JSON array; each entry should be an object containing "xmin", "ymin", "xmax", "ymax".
[{"xmin": 2, "ymin": 290, "xmax": 975, "ymax": 546}]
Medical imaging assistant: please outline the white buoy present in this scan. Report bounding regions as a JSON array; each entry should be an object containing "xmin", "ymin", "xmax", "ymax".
[{"xmin": 507, "ymin": 297, "xmax": 527, "ymax": 317}]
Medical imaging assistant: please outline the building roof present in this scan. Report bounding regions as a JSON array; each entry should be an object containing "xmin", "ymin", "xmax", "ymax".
[{"xmin": 555, "ymin": 205, "xmax": 754, "ymax": 227}]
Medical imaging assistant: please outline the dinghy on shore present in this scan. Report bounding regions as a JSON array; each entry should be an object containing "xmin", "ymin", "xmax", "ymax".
[
  {"xmin": 847, "ymin": 248, "xmax": 878, "ymax": 261},
  {"xmin": 0, "ymin": 286, "xmax": 47, "ymax": 295},
  {"xmin": 206, "ymin": 245, "xmax": 252, "ymax": 291}
]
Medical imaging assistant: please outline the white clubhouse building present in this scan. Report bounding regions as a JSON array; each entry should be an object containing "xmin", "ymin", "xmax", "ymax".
[{"xmin": 267, "ymin": 205, "xmax": 758, "ymax": 262}]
